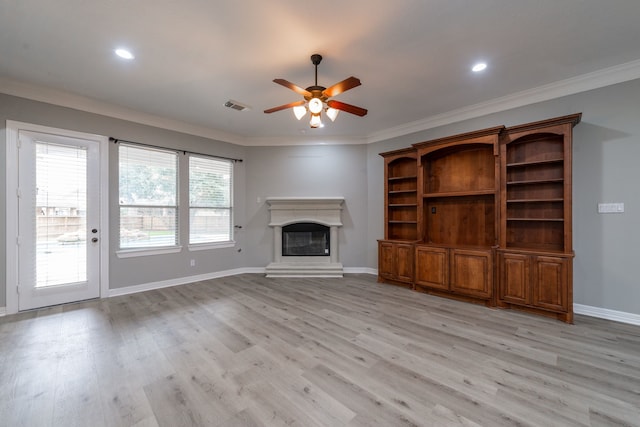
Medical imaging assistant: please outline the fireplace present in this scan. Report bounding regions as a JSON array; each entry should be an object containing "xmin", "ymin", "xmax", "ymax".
[
  {"xmin": 265, "ymin": 197, "xmax": 344, "ymax": 277},
  {"xmin": 282, "ymin": 223, "xmax": 330, "ymax": 256}
]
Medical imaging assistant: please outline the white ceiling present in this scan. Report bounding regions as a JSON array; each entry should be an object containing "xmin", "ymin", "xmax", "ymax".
[{"xmin": 2, "ymin": 0, "xmax": 640, "ymax": 144}]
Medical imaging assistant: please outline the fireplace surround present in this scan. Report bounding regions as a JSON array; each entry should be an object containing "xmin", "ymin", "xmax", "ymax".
[{"xmin": 265, "ymin": 197, "xmax": 344, "ymax": 277}]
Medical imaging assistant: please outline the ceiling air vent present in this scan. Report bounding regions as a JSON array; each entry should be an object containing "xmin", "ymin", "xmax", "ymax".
[{"xmin": 224, "ymin": 100, "xmax": 251, "ymax": 111}]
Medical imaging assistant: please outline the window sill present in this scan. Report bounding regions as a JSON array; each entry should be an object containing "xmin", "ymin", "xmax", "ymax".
[
  {"xmin": 116, "ymin": 246, "xmax": 183, "ymax": 258},
  {"xmin": 188, "ymin": 241, "xmax": 236, "ymax": 251}
]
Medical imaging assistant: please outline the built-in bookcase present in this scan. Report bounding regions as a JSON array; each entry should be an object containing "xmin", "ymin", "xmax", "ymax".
[
  {"xmin": 413, "ymin": 128, "xmax": 502, "ymax": 303},
  {"xmin": 377, "ymin": 114, "xmax": 580, "ymax": 322},
  {"xmin": 378, "ymin": 148, "xmax": 418, "ymax": 286},
  {"xmin": 422, "ymin": 144, "xmax": 497, "ymax": 248},
  {"xmin": 383, "ymin": 148, "xmax": 418, "ymax": 241},
  {"xmin": 504, "ymin": 134, "xmax": 566, "ymax": 252},
  {"xmin": 498, "ymin": 114, "xmax": 581, "ymax": 323}
]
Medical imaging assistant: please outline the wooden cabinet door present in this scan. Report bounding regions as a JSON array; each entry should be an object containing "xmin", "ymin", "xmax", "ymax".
[
  {"xmin": 450, "ymin": 249, "xmax": 492, "ymax": 298},
  {"xmin": 395, "ymin": 243, "xmax": 414, "ymax": 283},
  {"xmin": 499, "ymin": 252, "xmax": 530, "ymax": 305},
  {"xmin": 378, "ymin": 241, "xmax": 396, "ymax": 280},
  {"xmin": 414, "ymin": 246, "xmax": 448, "ymax": 290},
  {"xmin": 532, "ymin": 256, "xmax": 568, "ymax": 312}
]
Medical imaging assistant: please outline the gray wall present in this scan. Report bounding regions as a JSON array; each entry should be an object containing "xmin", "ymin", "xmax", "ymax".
[
  {"xmin": 366, "ymin": 78, "xmax": 640, "ymax": 316},
  {"xmin": 3, "ymin": 77, "xmax": 640, "ymax": 316},
  {"xmin": 242, "ymin": 144, "xmax": 369, "ymax": 269},
  {"xmin": 0, "ymin": 93, "xmax": 247, "ymax": 302}
]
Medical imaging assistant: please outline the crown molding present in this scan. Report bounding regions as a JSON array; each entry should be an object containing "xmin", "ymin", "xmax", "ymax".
[
  {"xmin": 242, "ymin": 135, "xmax": 367, "ymax": 146},
  {"xmin": 3, "ymin": 58, "xmax": 640, "ymax": 147},
  {"xmin": 0, "ymin": 76, "xmax": 244, "ymax": 145},
  {"xmin": 366, "ymin": 58, "xmax": 640, "ymax": 144}
]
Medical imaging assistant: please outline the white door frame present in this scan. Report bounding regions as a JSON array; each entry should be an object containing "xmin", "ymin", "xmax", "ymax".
[{"xmin": 5, "ymin": 120, "xmax": 109, "ymax": 314}]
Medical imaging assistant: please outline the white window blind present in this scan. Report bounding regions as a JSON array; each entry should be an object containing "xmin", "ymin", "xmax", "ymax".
[
  {"xmin": 119, "ymin": 144, "xmax": 178, "ymax": 249},
  {"xmin": 35, "ymin": 142, "xmax": 88, "ymax": 287},
  {"xmin": 189, "ymin": 155, "xmax": 233, "ymax": 244}
]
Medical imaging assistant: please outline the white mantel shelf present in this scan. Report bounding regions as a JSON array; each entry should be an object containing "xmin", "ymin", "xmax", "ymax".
[
  {"xmin": 266, "ymin": 197, "xmax": 344, "ymax": 227},
  {"xmin": 265, "ymin": 197, "xmax": 345, "ymax": 278}
]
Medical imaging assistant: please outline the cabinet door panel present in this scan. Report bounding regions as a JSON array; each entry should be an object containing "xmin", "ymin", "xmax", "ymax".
[
  {"xmin": 395, "ymin": 244, "xmax": 414, "ymax": 283},
  {"xmin": 378, "ymin": 242, "xmax": 395, "ymax": 280},
  {"xmin": 415, "ymin": 246, "xmax": 448, "ymax": 290},
  {"xmin": 533, "ymin": 256, "xmax": 568, "ymax": 312},
  {"xmin": 450, "ymin": 249, "xmax": 492, "ymax": 298},
  {"xmin": 499, "ymin": 252, "xmax": 530, "ymax": 305}
]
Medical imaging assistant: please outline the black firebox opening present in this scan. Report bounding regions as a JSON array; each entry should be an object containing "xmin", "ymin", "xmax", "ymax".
[{"xmin": 282, "ymin": 223, "xmax": 330, "ymax": 256}]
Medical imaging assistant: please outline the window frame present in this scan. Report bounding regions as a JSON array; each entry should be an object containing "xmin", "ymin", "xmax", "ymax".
[
  {"xmin": 187, "ymin": 153, "xmax": 234, "ymax": 250},
  {"xmin": 116, "ymin": 143, "xmax": 181, "ymax": 257}
]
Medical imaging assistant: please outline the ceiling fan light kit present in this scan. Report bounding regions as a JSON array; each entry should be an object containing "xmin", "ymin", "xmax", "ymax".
[
  {"xmin": 293, "ymin": 105, "xmax": 307, "ymax": 120},
  {"xmin": 264, "ymin": 54, "xmax": 368, "ymax": 128},
  {"xmin": 326, "ymin": 107, "xmax": 339, "ymax": 121},
  {"xmin": 309, "ymin": 114, "xmax": 322, "ymax": 128}
]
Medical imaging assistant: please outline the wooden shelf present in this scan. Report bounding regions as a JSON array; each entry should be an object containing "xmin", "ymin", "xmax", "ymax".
[
  {"xmin": 507, "ymin": 198, "xmax": 563, "ymax": 203},
  {"xmin": 507, "ymin": 218, "xmax": 564, "ymax": 222},
  {"xmin": 388, "ymin": 175, "xmax": 417, "ymax": 181},
  {"xmin": 383, "ymin": 152, "xmax": 419, "ymax": 242},
  {"xmin": 500, "ymin": 246, "xmax": 569, "ymax": 255},
  {"xmin": 423, "ymin": 189, "xmax": 495, "ymax": 198},
  {"xmin": 389, "ymin": 189, "xmax": 417, "ymax": 194},
  {"xmin": 506, "ymin": 159, "xmax": 563, "ymax": 168},
  {"xmin": 507, "ymin": 178, "xmax": 563, "ymax": 186}
]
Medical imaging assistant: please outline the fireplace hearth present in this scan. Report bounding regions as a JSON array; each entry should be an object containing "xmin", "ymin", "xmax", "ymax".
[{"xmin": 265, "ymin": 197, "xmax": 344, "ymax": 277}]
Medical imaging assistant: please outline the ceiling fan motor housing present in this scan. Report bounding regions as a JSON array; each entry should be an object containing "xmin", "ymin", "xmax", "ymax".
[
  {"xmin": 310, "ymin": 54, "xmax": 322, "ymax": 66},
  {"xmin": 305, "ymin": 87, "xmax": 327, "ymax": 101}
]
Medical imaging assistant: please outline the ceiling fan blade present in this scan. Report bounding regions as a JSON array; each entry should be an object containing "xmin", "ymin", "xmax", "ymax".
[
  {"xmin": 264, "ymin": 100, "xmax": 306, "ymax": 114},
  {"xmin": 273, "ymin": 79, "xmax": 311, "ymax": 97},
  {"xmin": 322, "ymin": 76, "xmax": 361, "ymax": 98},
  {"xmin": 326, "ymin": 100, "xmax": 368, "ymax": 117}
]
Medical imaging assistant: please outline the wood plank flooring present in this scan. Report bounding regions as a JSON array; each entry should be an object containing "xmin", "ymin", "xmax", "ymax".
[{"xmin": 1, "ymin": 274, "xmax": 639, "ymax": 426}]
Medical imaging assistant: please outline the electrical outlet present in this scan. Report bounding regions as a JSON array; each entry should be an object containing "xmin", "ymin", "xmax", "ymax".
[{"xmin": 190, "ymin": 259, "xmax": 196, "ymax": 267}]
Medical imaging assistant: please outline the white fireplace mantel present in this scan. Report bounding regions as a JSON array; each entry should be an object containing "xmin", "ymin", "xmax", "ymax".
[{"xmin": 265, "ymin": 197, "xmax": 344, "ymax": 278}]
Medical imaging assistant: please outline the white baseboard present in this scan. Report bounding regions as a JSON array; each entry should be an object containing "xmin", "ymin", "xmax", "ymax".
[
  {"xmin": 574, "ymin": 304, "xmax": 640, "ymax": 326},
  {"xmin": 344, "ymin": 267, "xmax": 378, "ymax": 275},
  {"xmin": 238, "ymin": 267, "xmax": 267, "ymax": 274},
  {"xmin": 108, "ymin": 266, "xmax": 377, "ymax": 298},
  {"xmin": 108, "ymin": 267, "xmax": 262, "ymax": 297},
  {"xmin": 0, "ymin": 307, "xmax": 6, "ymax": 317}
]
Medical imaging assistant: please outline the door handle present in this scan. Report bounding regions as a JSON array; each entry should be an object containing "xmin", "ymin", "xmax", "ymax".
[{"xmin": 91, "ymin": 237, "xmax": 99, "ymax": 243}]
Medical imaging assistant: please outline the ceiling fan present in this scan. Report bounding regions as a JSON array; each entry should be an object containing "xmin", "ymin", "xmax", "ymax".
[{"xmin": 264, "ymin": 54, "xmax": 368, "ymax": 128}]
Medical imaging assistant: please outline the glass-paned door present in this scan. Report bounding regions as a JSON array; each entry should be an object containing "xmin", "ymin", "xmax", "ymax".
[{"xmin": 18, "ymin": 130, "xmax": 101, "ymax": 311}]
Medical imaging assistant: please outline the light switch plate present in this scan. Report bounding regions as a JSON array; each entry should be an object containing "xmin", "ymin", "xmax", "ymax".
[{"xmin": 598, "ymin": 202, "xmax": 624, "ymax": 213}]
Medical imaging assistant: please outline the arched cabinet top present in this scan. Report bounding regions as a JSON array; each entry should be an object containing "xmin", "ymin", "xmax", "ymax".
[
  {"xmin": 502, "ymin": 113, "xmax": 581, "ymax": 143},
  {"xmin": 413, "ymin": 125, "xmax": 503, "ymax": 157}
]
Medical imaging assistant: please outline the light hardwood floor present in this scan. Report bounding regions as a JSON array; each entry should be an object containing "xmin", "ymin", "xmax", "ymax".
[{"xmin": 1, "ymin": 274, "xmax": 639, "ymax": 426}]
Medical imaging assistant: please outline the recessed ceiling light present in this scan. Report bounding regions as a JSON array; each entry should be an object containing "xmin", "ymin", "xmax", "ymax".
[
  {"xmin": 115, "ymin": 48, "xmax": 134, "ymax": 60},
  {"xmin": 472, "ymin": 62, "xmax": 487, "ymax": 72}
]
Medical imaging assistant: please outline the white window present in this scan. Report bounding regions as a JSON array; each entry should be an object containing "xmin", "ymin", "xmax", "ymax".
[
  {"xmin": 118, "ymin": 144, "xmax": 178, "ymax": 249},
  {"xmin": 189, "ymin": 155, "xmax": 233, "ymax": 245}
]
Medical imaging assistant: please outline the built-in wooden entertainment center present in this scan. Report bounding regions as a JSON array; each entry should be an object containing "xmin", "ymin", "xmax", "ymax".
[{"xmin": 378, "ymin": 113, "xmax": 581, "ymax": 322}]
